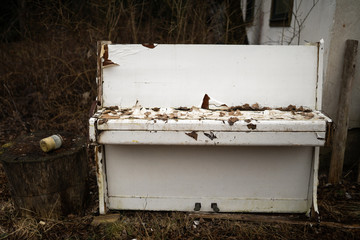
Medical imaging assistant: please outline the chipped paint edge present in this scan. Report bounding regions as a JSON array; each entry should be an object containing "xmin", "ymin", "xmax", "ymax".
[
  {"xmin": 312, "ymin": 147, "xmax": 320, "ymax": 214},
  {"xmin": 107, "ymin": 196, "xmax": 310, "ymax": 213},
  {"xmin": 305, "ymin": 146, "xmax": 320, "ymax": 217},
  {"xmin": 95, "ymin": 145, "xmax": 108, "ymax": 214},
  {"xmin": 97, "ymin": 41, "xmax": 112, "ymax": 109},
  {"xmin": 316, "ymin": 39, "xmax": 324, "ymax": 111},
  {"xmin": 98, "ymin": 131, "xmax": 327, "ymax": 146}
]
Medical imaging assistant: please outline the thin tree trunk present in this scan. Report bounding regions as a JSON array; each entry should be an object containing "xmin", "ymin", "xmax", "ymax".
[{"xmin": 328, "ymin": 40, "xmax": 358, "ymax": 184}]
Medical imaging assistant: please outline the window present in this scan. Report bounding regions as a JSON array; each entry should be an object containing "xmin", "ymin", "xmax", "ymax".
[{"xmin": 270, "ymin": 0, "xmax": 294, "ymax": 27}]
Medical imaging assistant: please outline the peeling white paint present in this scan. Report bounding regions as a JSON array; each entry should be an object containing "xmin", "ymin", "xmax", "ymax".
[
  {"xmin": 95, "ymin": 145, "xmax": 107, "ymax": 214},
  {"xmin": 90, "ymin": 43, "xmax": 332, "ymax": 214},
  {"xmin": 102, "ymin": 44, "xmax": 319, "ymax": 109},
  {"xmin": 96, "ymin": 106, "xmax": 330, "ymax": 133},
  {"xmin": 98, "ymin": 131, "xmax": 326, "ymax": 146},
  {"xmin": 313, "ymin": 147, "xmax": 320, "ymax": 214}
]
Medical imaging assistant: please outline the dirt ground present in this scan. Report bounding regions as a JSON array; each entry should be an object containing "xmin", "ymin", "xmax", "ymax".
[{"xmin": 0, "ymin": 129, "xmax": 360, "ymax": 240}]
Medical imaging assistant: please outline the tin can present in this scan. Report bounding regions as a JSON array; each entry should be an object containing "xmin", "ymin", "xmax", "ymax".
[{"xmin": 39, "ymin": 135, "xmax": 63, "ymax": 152}]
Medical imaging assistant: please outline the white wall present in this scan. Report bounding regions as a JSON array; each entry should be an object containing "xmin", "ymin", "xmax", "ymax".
[
  {"xmin": 246, "ymin": 0, "xmax": 336, "ymax": 46},
  {"xmin": 246, "ymin": 0, "xmax": 360, "ymax": 128},
  {"xmin": 246, "ymin": 0, "xmax": 336, "ymax": 98},
  {"xmin": 323, "ymin": 0, "xmax": 360, "ymax": 128}
]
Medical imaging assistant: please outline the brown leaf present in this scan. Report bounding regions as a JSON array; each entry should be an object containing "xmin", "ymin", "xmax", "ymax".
[
  {"xmin": 251, "ymin": 103, "xmax": 260, "ymax": 110},
  {"xmin": 142, "ymin": 43, "xmax": 157, "ymax": 49},
  {"xmin": 201, "ymin": 94, "xmax": 210, "ymax": 109},
  {"xmin": 103, "ymin": 59, "xmax": 118, "ymax": 67},
  {"xmin": 156, "ymin": 114, "xmax": 168, "ymax": 121}
]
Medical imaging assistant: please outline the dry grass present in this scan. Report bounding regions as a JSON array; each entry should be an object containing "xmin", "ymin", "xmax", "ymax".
[{"xmin": 0, "ymin": 176, "xmax": 359, "ymax": 239}]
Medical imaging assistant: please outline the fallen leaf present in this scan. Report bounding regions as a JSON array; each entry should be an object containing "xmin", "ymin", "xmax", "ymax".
[
  {"xmin": 142, "ymin": 43, "xmax": 157, "ymax": 49},
  {"xmin": 251, "ymin": 103, "xmax": 260, "ymax": 110},
  {"xmin": 103, "ymin": 59, "xmax": 119, "ymax": 67},
  {"xmin": 156, "ymin": 114, "xmax": 168, "ymax": 121},
  {"xmin": 201, "ymin": 94, "xmax": 210, "ymax": 109}
]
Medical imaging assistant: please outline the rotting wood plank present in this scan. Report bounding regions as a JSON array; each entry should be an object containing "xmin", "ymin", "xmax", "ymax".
[
  {"xmin": 189, "ymin": 213, "xmax": 360, "ymax": 229},
  {"xmin": 329, "ymin": 39, "xmax": 358, "ymax": 184}
]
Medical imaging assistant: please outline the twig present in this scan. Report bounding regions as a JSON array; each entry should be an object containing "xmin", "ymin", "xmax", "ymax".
[
  {"xmin": 136, "ymin": 213, "xmax": 150, "ymax": 239},
  {"xmin": 189, "ymin": 213, "xmax": 360, "ymax": 229}
]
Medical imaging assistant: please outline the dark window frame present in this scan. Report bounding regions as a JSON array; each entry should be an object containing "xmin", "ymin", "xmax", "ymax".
[{"xmin": 270, "ymin": 0, "xmax": 294, "ymax": 27}]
